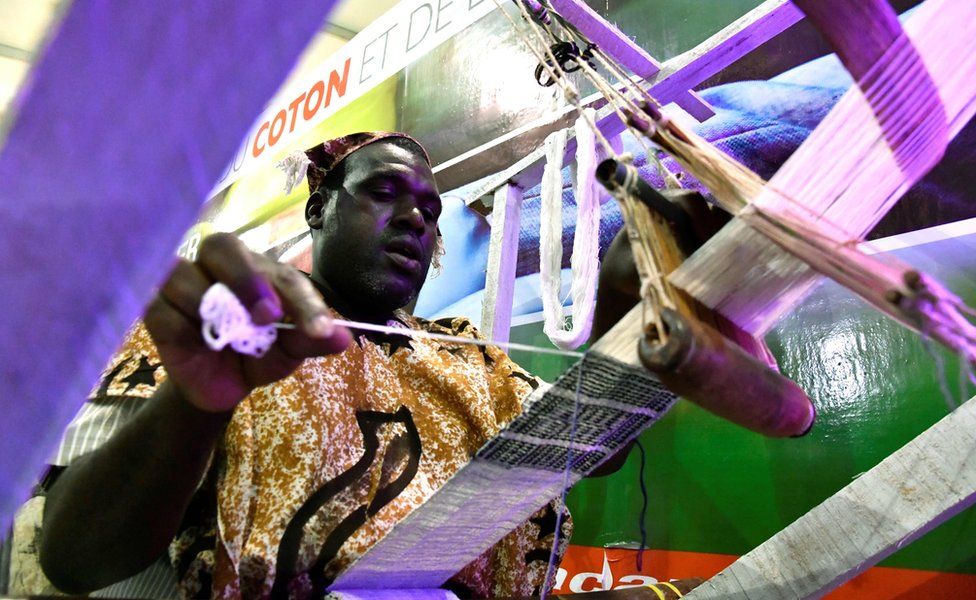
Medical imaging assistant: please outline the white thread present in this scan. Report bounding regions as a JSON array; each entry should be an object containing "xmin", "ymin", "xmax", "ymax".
[
  {"xmin": 199, "ymin": 283, "xmax": 278, "ymax": 357},
  {"xmin": 327, "ymin": 318, "xmax": 584, "ymax": 358},
  {"xmin": 198, "ymin": 283, "xmax": 583, "ymax": 359},
  {"xmin": 540, "ymin": 110, "xmax": 603, "ymax": 350},
  {"xmin": 276, "ymin": 151, "xmax": 312, "ymax": 195}
]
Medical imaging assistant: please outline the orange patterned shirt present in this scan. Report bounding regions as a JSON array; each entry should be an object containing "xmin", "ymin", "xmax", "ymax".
[{"xmin": 86, "ymin": 313, "xmax": 570, "ymax": 599}]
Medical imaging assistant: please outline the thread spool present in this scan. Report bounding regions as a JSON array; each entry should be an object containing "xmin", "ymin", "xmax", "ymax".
[{"xmin": 640, "ymin": 309, "xmax": 815, "ymax": 437}]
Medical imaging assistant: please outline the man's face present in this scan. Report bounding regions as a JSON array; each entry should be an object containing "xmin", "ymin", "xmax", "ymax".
[{"xmin": 307, "ymin": 141, "xmax": 441, "ymax": 314}]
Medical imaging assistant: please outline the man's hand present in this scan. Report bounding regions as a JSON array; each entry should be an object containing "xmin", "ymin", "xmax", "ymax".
[{"xmin": 146, "ymin": 233, "xmax": 351, "ymax": 413}]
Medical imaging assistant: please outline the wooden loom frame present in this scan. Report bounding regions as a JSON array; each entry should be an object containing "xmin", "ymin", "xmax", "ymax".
[
  {"xmin": 0, "ymin": 0, "xmax": 968, "ymax": 594},
  {"xmin": 457, "ymin": 0, "xmax": 976, "ymax": 597},
  {"xmin": 0, "ymin": 0, "xmax": 345, "ymax": 530},
  {"xmin": 456, "ymin": 0, "xmax": 806, "ymax": 342}
]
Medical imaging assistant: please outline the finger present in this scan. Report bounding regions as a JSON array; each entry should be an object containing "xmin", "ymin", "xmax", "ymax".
[
  {"xmin": 265, "ymin": 267, "xmax": 352, "ymax": 358},
  {"xmin": 145, "ymin": 293, "xmax": 209, "ymax": 350},
  {"xmin": 268, "ymin": 267, "xmax": 339, "ymax": 339},
  {"xmin": 195, "ymin": 233, "xmax": 282, "ymax": 325},
  {"xmin": 158, "ymin": 258, "xmax": 213, "ymax": 320},
  {"xmin": 275, "ymin": 324, "xmax": 352, "ymax": 361}
]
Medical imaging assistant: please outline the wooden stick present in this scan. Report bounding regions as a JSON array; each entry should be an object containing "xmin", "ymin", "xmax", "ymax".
[
  {"xmin": 0, "ymin": 0, "xmax": 341, "ymax": 530},
  {"xmin": 481, "ymin": 183, "xmax": 524, "ymax": 344},
  {"xmin": 686, "ymin": 392, "xmax": 976, "ymax": 599},
  {"xmin": 671, "ymin": 0, "xmax": 976, "ymax": 336},
  {"xmin": 791, "ymin": 0, "xmax": 902, "ymax": 81}
]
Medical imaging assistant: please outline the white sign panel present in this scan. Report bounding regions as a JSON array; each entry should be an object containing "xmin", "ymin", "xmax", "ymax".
[{"xmin": 209, "ymin": 0, "xmax": 500, "ymax": 197}]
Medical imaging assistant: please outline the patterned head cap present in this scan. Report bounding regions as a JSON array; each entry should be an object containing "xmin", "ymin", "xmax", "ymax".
[{"xmin": 303, "ymin": 132, "xmax": 431, "ymax": 194}]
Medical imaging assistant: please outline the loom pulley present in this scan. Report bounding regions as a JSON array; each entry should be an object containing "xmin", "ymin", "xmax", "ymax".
[
  {"xmin": 595, "ymin": 157, "xmax": 702, "ymax": 256},
  {"xmin": 534, "ymin": 40, "xmax": 596, "ymax": 87}
]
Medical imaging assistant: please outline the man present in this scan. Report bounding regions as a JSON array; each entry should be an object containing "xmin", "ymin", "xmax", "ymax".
[{"xmin": 34, "ymin": 133, "xmax": 599, "ymax": 598}]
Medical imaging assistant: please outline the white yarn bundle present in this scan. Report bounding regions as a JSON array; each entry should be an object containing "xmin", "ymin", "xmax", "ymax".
[
  {"xmin": 199, "ymin": 283, "xmax": 278, "ymax": 357},
  {"xmin": 539, "ymin": 108, "xmax": 603, "ymax": 350}
]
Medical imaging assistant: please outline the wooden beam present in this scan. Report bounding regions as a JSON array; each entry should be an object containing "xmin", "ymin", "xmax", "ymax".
[
  {"xmin": 686, "ymin": 393, "xmax": 976, "ymax": 599},
  {"xmin": 434, "ymin": 106, "xmax": 581, "ymax": 197},
  {"xmin": 584, "ymin": 0, "xmax": 802, "ymax": 144},
  {"xmin": 645, "ymin": 0, "xmax": 803, "ymax": 106},
  {"xmin": 550, "ymin": 0, "xmax": 660, "ymax": 79},
  {"xmin": 480, "ymin": 184, "xmax": 524, "ymax": 343},
  {"xmin": 547, "ymin": 0, "xmax": 714, "ymax": 120},
  {"xmin": 432, "ymin": 0, "xmax": 803, "ymax": 194},
  {"xmin": 0, "ymin": 0, "xmax": 340, "ymax": 529},
  {"xmin": 791, "ymin": 0, "xmax": 901, "ymax": 81}
]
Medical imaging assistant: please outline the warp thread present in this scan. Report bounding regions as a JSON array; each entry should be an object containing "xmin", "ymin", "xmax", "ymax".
[
  {"xmin": 539, "ymin": 109, "xmax": 603, "ymax": 350},
  {"xmin": 198, "ymin": 283, "xmax": 583, "ymax": 359},
  {"xmin": 541, "ymin": 353, "xmax": 585, "ymax": 599}
]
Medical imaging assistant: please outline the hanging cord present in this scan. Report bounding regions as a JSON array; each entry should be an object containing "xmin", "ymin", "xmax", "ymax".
[
  {"xmin": 540, "ymin": 128, "xmax": 571, "ymax": 347},
  {"xmin": 539, "ymin": 109, "xmax": 603, "ymax": 350},
  {"xmin": 635, "ymin": 439, "xmax": 649, "ymax": 572},
  {"xmin": 508, "ymin": 0, "xmax": 665, "ymax": 179},
  {"xmin": 496, "ymin": 0, "xmax": 613, "ymax": 154},
  {"xmin": 198, "ymin": 282, "xmax": 585, "ymax": 360},
  {"xmin": 538, "ymin": 9, "xmax": 681, "ymax": 188},
  {"xmin": 500, "ymin": 0, "xmax": 674, "ymax": 340},
  {"xmin": 309, "ymin": 318, "xmax": 582, "ymax": 358},
  {"xmin": 494, "ymin": 0, "xmax": 583, "ymax": 114},
  {"xmin": 540, "ymin": 354, "xmax": 586, "ymax": 599},
  {"xmin": 922, "ymin": 335, "xmax": 961, "ymax": 411}
]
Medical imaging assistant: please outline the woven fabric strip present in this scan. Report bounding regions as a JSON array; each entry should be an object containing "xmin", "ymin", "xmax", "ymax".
[{"xmin": 332, "ymin": 352, "xmax": 677, "ymax": 590}]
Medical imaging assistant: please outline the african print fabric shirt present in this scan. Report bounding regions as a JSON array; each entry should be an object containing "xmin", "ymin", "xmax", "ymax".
[{"xmin": 39, "ymin": 312, "xmax": 571, "ymax": 599}]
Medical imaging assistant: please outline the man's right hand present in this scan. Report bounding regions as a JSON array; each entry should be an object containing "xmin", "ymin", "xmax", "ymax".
[{"xmin": 145, "ymin": 232, "xmax": 351, "ymax": 413}]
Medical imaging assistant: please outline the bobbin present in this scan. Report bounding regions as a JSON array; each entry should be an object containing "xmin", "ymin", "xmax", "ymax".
[{"xmin": 639, "ymin": 308, "xmax": 815, "ymax": 438}]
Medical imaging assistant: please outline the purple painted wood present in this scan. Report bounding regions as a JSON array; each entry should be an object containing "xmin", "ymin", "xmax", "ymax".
[
  {"xmin": 546, "ymin": 0, "xmax": 713, "ymax": 119},
  {"xmin": 0, "ymin": 0, "xmax": 339, "ymax": 528},
  {"xmin": 481, "ymin": 184, "xmax": 524, "ymax": 344},
  {"xmin": 648, "ymin": 1, "xmax": 804, "ymax": 108},
  {"xmin": 548, "ymin": 0, "xmax": 662, "ymax": 78},
  {"xmin": 791, "ymin": 0, "xmax": 902, "ymax": 81},
  {"xmin": 436, "ymin": 1, "xmax": 803, "ymax": 196}
]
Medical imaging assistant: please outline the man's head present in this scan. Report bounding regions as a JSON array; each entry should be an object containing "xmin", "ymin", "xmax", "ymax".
[{"xmin": 304, "ymin": 133, "xmax": 441, "ymax": 317}]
